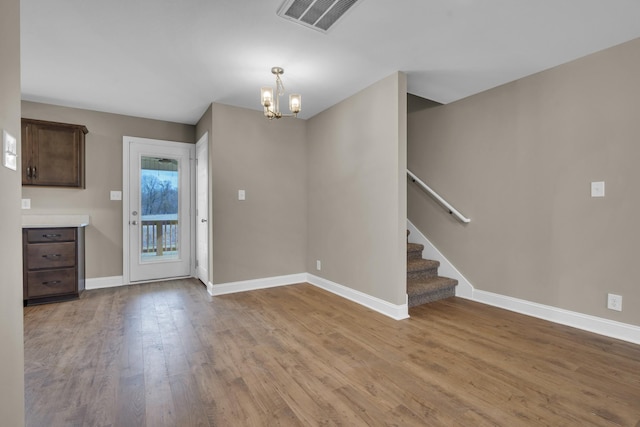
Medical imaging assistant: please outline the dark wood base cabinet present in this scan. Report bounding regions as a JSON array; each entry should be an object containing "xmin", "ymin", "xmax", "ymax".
[{"xmin": 23, "ymin": 227, "xmax": 85, "ymax": 305}]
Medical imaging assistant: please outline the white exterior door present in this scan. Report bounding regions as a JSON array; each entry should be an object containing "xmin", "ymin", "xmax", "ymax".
[{"xmin": 124, "ymin": 137, "xmax": 194, "ymax": 283}]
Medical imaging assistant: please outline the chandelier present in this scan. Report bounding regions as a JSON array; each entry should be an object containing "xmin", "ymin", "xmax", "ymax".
[{"xmin": 260, "ymin": 67, "xmax": 301, "ymax": 119}]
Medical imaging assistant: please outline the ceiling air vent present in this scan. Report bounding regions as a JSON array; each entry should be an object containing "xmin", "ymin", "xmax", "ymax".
[{"xmin": 277, "ymin": 0, "xmax": 362, "ymax": 33}]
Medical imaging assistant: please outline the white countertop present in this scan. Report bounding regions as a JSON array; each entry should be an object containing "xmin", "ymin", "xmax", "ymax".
[{"xmin": 22, "ymin": 214, "xmax": 90, "ymax": 228}]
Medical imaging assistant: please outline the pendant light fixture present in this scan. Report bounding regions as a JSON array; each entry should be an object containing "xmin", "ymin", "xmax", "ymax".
[{"xmin": 260, "ymin": 67, "xmax": 301, "ymax": 119}]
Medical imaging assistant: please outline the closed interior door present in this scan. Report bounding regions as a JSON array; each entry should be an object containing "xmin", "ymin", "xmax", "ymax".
[
  {"xmin": 125, "ymin": 137, "xmax": 193, "ymax": 282},
  {"xmin": 196, "ymin": 133, "xmax": 209, "ymax": 285}
]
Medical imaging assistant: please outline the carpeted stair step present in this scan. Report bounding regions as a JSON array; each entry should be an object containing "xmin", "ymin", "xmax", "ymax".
[
  {"xmin": 407, "ymin": 276, "xmax": 458, "ymax": 307},
  {"xmin": 406, "ymin": 229, "xmax": 457, "ymax": 306},
  {"xmin": 407, "ymin": 243, "xmax": 424, "ymax": 260},
  {"xmin": 407, "ymin": 258, "xmax": 439, "ymax": 281}
]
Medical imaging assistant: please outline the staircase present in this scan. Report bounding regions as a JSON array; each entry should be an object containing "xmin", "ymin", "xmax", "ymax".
[{"xmin": 407, "ymin": 231, "xmax": 458, "ymax": 307}]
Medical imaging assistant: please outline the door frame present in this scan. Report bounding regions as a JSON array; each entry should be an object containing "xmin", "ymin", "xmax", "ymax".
[{"xmin": 122, "ymin": 136, "xmax": 196, "ymax": 285}]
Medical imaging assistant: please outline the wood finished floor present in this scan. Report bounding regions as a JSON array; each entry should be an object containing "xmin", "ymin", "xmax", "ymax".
[{"xmin": 24, "ymin": 279, "xmax": 640, "ymax": 426}]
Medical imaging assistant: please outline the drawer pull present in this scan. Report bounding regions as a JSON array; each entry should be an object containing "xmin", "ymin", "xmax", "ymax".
[
  {"xmin": 43, "ymin": 234, "xmax": 62, "ymax": 238},
  {"xmin": 42, "ymin": 254, "xmax": 62, "ymax": 259},
  {"xmin": 42, "ymin": 280, "xmax": 62, "ymax": 285}
]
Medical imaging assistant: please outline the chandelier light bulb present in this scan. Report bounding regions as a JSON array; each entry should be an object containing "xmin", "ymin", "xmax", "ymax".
[
  {"xmin": 289, "ymin": 94, "xmax": 301, "ymax": 114},
  {"xmin": 261, "ymin": 87, "xmax": 273, "ymax": 107}
]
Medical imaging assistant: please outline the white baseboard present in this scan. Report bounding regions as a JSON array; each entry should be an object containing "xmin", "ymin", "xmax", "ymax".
[
  {"xmin": 407, "ymin": 219, "xmax": 640, "ymax": 345},
  {"xmin": 86, "ymin": 260, "xmax": 640, "ymax": 345},
  {"xmin": 208, "ymin": 273, "xmax": 307, "ymax": 296},
  {"xmin": 206, "ymin": 281, "xmax": 214, "ymax": 296},
  {"xmin": 307, "ymin": 274, "xmax": 409, "ymax": 320},
  {"xmin": 85, "ymin": 275, "xmax": 124, "ymax": 290},
  {"xmin": 474, "ymin": 290, "xmax": 640, "ymax": 345},
  {"xmin": 207, "ymin": 272, "xmax": 409, "ymax": 321}
]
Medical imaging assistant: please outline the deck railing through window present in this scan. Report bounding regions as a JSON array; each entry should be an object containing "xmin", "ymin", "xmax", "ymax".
[{"xmin": 140, "ymin": 214, "xmax": 178, "ymax": 256}]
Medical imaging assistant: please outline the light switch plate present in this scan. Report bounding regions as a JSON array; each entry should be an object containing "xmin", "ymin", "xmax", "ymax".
[
  {"xmin": 238, "ymin": 190, "xmax": 246, "ymax": 201},
  {"xmin": 591, "ymin": 181, "xmax": 605, "ymax": 197},
  {"xmin": 110, "ymin": 190, "xmax": 122, "ymax": 201},
  {"xmin": 3, "ymin": 130, "xmax": 17, "ymax": 171}
]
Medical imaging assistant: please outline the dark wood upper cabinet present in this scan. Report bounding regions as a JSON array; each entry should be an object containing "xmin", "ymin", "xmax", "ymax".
[{"xmin": 21, "ymin": 118, "xmax": 88, "ymax": 188}]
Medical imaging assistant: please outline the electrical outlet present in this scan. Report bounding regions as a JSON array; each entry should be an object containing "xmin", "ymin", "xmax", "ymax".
[
  {"xmin": 607, "ymin": 293, "xmax": 622, "ymax": 312},
  {"xmin": 21, "ymin": 199, "xmax": 31, "ymax": 209},
  {"xmin": 316, "ymin": 260, "xmax": 321, "ymax": 271}
]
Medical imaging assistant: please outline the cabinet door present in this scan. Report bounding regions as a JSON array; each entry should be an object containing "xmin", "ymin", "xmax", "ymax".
[
  {"xmin": 32, "ymin": 124, "xmax": 82, "ymax": 187},
  {"xmin": 21, "ymin": 119, "xmax": 87, "ymax": 188}
]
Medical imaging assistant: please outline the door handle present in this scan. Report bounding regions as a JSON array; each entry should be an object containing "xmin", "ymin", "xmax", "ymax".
[
  {"xmin": 201, "ymin": 219, "xmax": 208, "ymax": 223},
  {"xmin": 131, "ymin": 220, "xmax": 138, "ymax": 225}
]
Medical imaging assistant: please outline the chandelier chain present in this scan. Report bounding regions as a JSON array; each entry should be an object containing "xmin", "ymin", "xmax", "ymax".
[{"xmin": 276, "ymin": 74, "xmax": 285, "ymax": 96}]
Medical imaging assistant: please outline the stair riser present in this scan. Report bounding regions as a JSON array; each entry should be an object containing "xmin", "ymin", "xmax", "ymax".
[
  {"xmin": 407, "ymin": 268, "xmax": 438, "ymax": 281},
  {"xmin": 408, "ymin": 286, "xmax": 456, "ymax": 307},
  {"xmin": 407, "ymin": 251, "xmax": 423, "ymax": 261}
]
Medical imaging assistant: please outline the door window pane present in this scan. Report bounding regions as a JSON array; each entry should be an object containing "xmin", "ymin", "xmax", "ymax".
[{"xmin": 140, "ymin": 156, "xmax": 179, "ymax": 261}]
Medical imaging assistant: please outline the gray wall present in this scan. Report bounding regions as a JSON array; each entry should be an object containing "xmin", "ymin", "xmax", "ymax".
[
  {"xmin": 206, "ymin": 103, "xmax": 308, "ymax": 284},
  {"xmin": 21, "ymin": 101, "xmax": 195, "ymax": 279},
  {"xmin": 408, "ymin": 37, "xmax": 640, "ymax": 325},
  {"xmin": 0, "ymin": 0, "xmax": 25, "ymax": 424},
  {"xmin": 307, "ymin": 72, "xmax": 408, "ymax": 305}
]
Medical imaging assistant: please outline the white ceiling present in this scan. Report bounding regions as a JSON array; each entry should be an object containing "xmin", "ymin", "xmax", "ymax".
[{"xmin": 20, "ymin": 0, "xmax": 640, "ymax": 124}]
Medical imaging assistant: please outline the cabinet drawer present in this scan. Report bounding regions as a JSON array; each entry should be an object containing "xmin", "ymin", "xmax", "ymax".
[
  {"xmin": 27, "ymin": 269, "xmax": 76, "ymax": 297},
  {"xmin": 26, "ymin": 242, "xmax": 76, "ymax": 269},
  {"xmin": 27, "ymin": 228, "xmax": 76, "ymax": 243}
]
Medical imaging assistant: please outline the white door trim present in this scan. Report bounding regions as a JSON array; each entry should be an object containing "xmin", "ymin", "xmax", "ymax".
[{"xmin": 122, "ymin": 136, "xmax": 196, "ymax": 285}]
